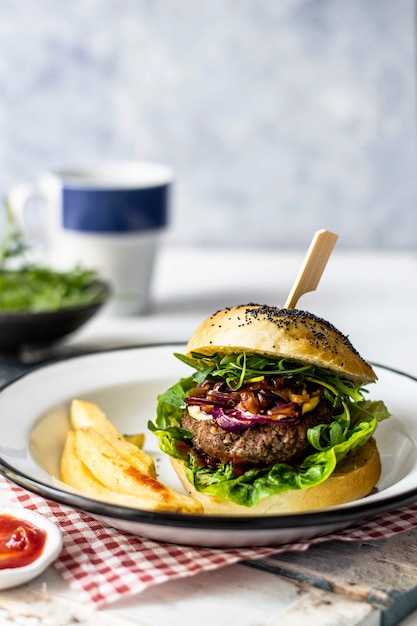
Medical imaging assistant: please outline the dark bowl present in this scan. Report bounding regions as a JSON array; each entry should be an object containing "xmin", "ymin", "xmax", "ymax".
[{"xmin": 0, "ymin": 280, "xmax": 111, "ymax": 353}]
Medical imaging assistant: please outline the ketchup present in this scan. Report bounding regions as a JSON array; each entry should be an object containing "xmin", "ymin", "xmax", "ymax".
[{"xmin": 0, "ymin": 514, "xmax": 47, "ymax": 569}]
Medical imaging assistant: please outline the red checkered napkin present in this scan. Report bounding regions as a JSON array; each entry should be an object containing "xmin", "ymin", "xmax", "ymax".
[{"xmin": 2, "ymin": 476, "xmax": 417, "ymax": 607}]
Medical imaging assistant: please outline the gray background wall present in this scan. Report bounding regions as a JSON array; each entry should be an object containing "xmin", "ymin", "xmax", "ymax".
[{"xmin": 0, "ymin": 0, "xmax": 415, "ymax": 249}]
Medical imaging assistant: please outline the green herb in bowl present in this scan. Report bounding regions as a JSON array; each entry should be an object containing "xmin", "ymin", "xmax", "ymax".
[
  {"xmin": 0, "ymin": 202, "xmax": 109, "ymax": 312},
  {"xmin": 0, "ymin": 266, "xmax": 108, "ymax": 312},
  {"xmin": 0, "ymin": 202, "xmax": 110, "ymax": 352}
]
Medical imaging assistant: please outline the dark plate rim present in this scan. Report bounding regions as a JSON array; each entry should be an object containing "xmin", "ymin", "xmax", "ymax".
[{"xmin": 0, "ymin": 345, "xmax": 416, "ymax": 533}]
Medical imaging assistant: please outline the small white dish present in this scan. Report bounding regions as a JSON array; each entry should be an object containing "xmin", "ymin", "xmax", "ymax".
[{"xmin": 0, "ymin": 506, "xmax": 62, "ymax": 589}]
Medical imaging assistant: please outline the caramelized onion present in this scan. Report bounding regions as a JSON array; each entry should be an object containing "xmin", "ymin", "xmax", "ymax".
[{"xmin": 185, "ymin": 376, "xmax": 319, "ymax": 432}]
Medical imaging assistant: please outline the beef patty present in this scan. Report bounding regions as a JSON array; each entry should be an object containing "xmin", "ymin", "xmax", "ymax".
[{"xmin": 182, "ymin": 398, "xmax": 335, "ymax": 466}]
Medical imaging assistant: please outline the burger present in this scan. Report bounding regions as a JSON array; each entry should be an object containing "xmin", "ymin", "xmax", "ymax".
[{"xmin": 149, "ymin": 304, "xmax": 390, "ymax": 515}]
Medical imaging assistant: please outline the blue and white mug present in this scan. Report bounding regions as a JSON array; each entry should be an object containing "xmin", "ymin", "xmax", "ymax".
[{"xmin": 8, "ymin": 161, "xmax": 173, "ymax": 315}]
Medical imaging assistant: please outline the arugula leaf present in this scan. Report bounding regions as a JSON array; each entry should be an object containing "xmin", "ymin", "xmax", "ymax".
[
  {"xmin": 178, "ymin": 351, "xmax": 313, "ymax": 389},
  {"xmin": 172, "ymin": 351, "xmax": 367, "ymax": 429}
]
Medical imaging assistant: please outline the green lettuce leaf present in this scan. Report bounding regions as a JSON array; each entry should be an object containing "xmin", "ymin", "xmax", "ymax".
[{"xmin": 149, "ymin": 356, "xmax": 390, "ymax": 508}]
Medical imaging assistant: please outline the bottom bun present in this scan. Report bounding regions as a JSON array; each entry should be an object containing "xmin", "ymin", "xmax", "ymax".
[{"xmin": 170, "ymin": 438, "xmax": 381, "ymax": 516}]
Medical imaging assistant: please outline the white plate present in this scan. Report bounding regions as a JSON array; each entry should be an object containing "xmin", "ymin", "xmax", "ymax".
[
  {"xmin": 0, "ymin": 506, "xmax": 62, "ymax": 589},
  {"xmin": 0, "ymin": 344, "xmax": 415, "ymax": 548}
]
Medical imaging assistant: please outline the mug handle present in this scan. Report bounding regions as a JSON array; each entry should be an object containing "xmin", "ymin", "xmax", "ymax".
[{"xmin": 7, "ymin": 183, "xmax": 48, "ymax": 244}]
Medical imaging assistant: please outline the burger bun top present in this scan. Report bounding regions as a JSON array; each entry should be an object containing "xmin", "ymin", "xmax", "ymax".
[{"xmin": 186, "ymin": 304, "xmax": 376, "ymax": 385}]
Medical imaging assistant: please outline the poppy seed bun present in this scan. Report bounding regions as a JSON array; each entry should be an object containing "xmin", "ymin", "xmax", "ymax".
[
  {"xmin": 170, "ymin": 437, "xmax": 381, "ymax": 515},
  {"xmin": 186, "ymin": 304, "xmax": 376, "ymax": 385}
]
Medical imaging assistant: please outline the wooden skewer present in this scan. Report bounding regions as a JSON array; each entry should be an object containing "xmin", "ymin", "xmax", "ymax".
[{"xmin": 284, "ymin": 229, "xmax": 338, "ymax": 309}]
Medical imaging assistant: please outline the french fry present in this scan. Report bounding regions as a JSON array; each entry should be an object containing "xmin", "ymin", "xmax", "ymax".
[
  {"xmin": 70, "ymin": 399, "xmax": 156, "ymax": 478},
  {"xmin": 61, "ymin": 430, "xmax": 202, "ymax": 512},
  {"xmin": 60, "ymin": 399, "xmax": 203, "ymax": 513},
  {"xmin": 72, "ymin": 427, "xmax": 203, "ymax": 513},
  {"xmin": 61, "ymin": 430, "xmax": 108, "ymax": 495},
  {"xmin": 123, "ymin": 433, "xmax": 145, "ymax": 448}
]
